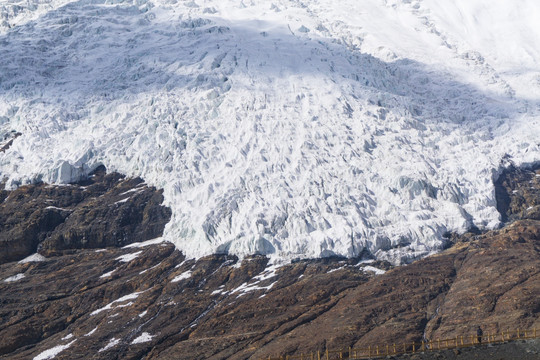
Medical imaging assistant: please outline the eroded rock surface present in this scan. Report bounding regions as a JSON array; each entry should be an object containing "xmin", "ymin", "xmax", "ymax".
[
  {"xmin": 495, "ymin": 165, "xmax": 540, "ymax": 222},
  {"xmin": 0, "ymin": 166, "xmax": 171, "ymax": 264},
  {"xmin": 0, "ymin": 166, "xmax": 539, "ymax": 359}
]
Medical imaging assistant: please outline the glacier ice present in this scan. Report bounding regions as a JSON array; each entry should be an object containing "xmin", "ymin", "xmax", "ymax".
[{"xmin": 1, "ymin": 0, "xmax": 540, "ymax": 264}]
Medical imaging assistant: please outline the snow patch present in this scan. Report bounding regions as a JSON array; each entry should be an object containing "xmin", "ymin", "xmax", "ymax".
[
  {"xmin": 172, "ymin": 270, "xmax": 192, "ymax": 283},
  {"xmin": 123, "ymin": 237, "xmax": 166, "ymax": 249},
  {"xmin": 229, "ymin": 265, "xmax": 281, "ymax": 296},
  {"xmin": 131, "ymin": 332, "xmax": 153, "ymax": 344},
  {"xmin": 18, "ymin": 253, "xmax": 46, "ymax": 263},
  {"xmin": 90, "ymin": 292, "xmax": 141, "ymax": 316},
  {"xmin": 119, "ymin": 187, "xmax": 145, "ymax": 196},
  {"xmin": 33, "ymin": 340, "xmax": 76, "ymax": 360},
  {"xmin": 174, "ymin": 260, "xmax": 188, "ymax": 269},
  {"xmin": 99, "ymin": 270, "xmax": 115, "ymax": 279},
  {"xmin": 115, "ymin": 251, "xmax": 142, "ymax": 263},
  {"xmin": 356, "ymin": 259, "xmax": 375, "ymax": 265},
  {"xmin": 252, "ymin": 264, "xmax": 281, "ymax": 282},
  {"xmin": 98, "ymin": 338, "xmax": 120, "ymax": 352},
  {"xmin": 44, "ymin": 206, "xmax": 70, "ymax": 211},
  {"xmin": 84, "ymin": 327, "xmax": 98, "ymax": 336},
  {"xmin": 230, "ymin": 280, "xmax": 278, "ymax": 297},
  {"xmin": 4, "ymin": 273, "xmax": 25, "ymax": 282},
  {"xmin": 362, "ymin": 265, "xmax": 386, "ymax": 275},
  {"xmin": 139, "ymin": 261, "xmax": 163, "ymax": 274}
]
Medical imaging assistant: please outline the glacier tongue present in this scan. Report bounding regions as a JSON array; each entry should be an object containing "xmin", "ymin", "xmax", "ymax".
[{"xmin": 1, "ymin": 0, "xmax": 540, "ymax": 263}]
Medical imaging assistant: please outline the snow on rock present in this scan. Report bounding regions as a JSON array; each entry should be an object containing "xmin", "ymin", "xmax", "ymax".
[
  {"xmin": 139, "ymin": 261, "xmax": 164, "ymax": 275},
  {"xmin": 91, "ymin": 292, "xmax": 141, "ymax": 316},
  {"xmin": 123, "ymin": 237, "xmax": 166, "ymax": 249},
  {"xmin": 230, "ymin": 280, "xmax": 277, "ymax": 297},
  {"xmin": 115, "ymin": 251, "xmax": 142, "ymax": 263},
  {"xmin": 44, "ymin": 206, "xmax": 70, "ymax": 211},
  {"xmin": 1, "ymin": 0, "xmax": 540, "ymax": 264},
  {"xmin": 252, "ymin": 264, "xmax": 281, "ymax": 282},
  {"xmin": 328, "ymin": 266, "xmax": 345, "ymax": 274},
  {"xmin": 356, "ymin": 259, "xmax": 375, "ymax": 265},
  {"xmin": 131, "ymin": 332, "xmax": 153, "ymax": 344},
  {"xmin": 230, "ymin": 264, "xmax": 281, "ymax": 296},
  {"xmin": 33, "ymin": 340, "xmax": 76, "ymax": 360},
  {"xmin": 99, "ymin": 270, "xmax": 116, "ymax": 279},
  {"xmin": 114, "ymin": 198, "xmax": 130, "ymax": 205},
  {"xmin": 171, "ymin": 270, "xmax": 192, "ymax": 283},
  {"xmin": 84, "ymin": 327, "xmax": 98, "ymax": 337},
  {"xmin": 98, "ymin": 338, "xmax": 120, "ymax": 353},
  {"xmin": 362, "ymin": 265, "xmax": 386, "ymax": 275},
  {"xmin": 3, "ymin": 273, "xmax": 25, "ymax": 282},
  {"xmin": 18, "ymin": 253, "xmax": 46, "ymax": 263}
]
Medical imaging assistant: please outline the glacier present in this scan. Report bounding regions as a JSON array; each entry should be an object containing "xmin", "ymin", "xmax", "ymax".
[{"xmin": 1, "ymin": 0, "xmax": 540, "ymax": 263}]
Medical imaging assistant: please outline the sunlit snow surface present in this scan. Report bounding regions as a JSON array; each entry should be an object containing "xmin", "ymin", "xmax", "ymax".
[{"xmin": 1, "ymin": 0, "xmax": 540, "ymax": 263}]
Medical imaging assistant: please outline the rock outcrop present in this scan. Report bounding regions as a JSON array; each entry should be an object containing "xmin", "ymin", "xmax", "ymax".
[
  {"xmin": 0, "ymin": 166, "xmax": 538, "ymax": 359},
  {"xmin": 0, "ymin": 131, "xmax": 21, "ymax": 153},
  {"xmin": 495, "ymin": 164, "xmax": 540, "ymax": 222},
  {"xmin": 0, "ymin": 165, "xmax": 171, "ymax": 264}
]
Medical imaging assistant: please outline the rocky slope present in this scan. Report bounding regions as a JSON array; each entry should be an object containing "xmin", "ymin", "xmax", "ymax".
[{"xmin": 0, "ymin": 166, "xmax": 539, "ymax": 359}]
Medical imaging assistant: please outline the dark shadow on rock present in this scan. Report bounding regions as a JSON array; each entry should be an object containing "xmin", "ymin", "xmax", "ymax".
[{"xmin": 494, "ymin": 163, "xmax": 540, "ymax": 223}]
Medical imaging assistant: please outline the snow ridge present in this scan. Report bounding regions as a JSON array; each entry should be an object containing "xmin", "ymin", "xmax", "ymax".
[{"xmin": 1, "ymin": 0, "xmax": 540, "ymax": 264}]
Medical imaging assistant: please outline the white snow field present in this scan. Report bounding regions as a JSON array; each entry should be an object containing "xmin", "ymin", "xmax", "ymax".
[{"xmin": 1, "ymin": 0, "xmax": 540, "ymax": 263}]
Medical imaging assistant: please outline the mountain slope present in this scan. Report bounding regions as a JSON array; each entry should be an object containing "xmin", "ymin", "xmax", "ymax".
[
  {"xmin": 1, "ymin": 0, "xmax": 540, "ymax": 262},
  {"xmin": 0, "ymin": 165, "xmax": 538, "ymax": 359}
]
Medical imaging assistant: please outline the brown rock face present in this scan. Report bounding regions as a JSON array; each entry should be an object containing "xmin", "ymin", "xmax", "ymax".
[
  {"xmin": 0, "ymin": 242, "xmax": 377, "ymax": 359},
  {"xmin": 495, "ymin": 165, "xmax": 540, "ymax": 222},
  {"xmin": 0, "ymin": 166, "xmax": 538, "ymax": 360},
  {"xmin": 0, "ymin": 166, "xmax": 171, "ymax": 264}
]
